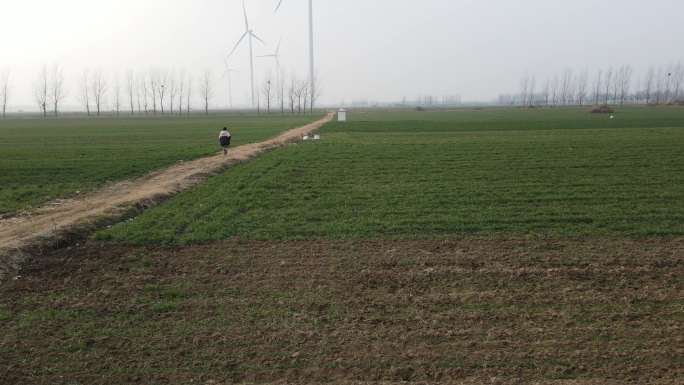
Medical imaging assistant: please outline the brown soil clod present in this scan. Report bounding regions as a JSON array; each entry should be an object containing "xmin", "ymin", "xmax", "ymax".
[{"xmin": 1, "ymin": 238, "xmax": 682, "ymax": 383}]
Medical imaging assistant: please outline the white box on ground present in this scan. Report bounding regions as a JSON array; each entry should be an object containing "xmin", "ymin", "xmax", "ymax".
[{"xmin": 337, "ymin": 108, "xmax": 347, "ymax": 122}]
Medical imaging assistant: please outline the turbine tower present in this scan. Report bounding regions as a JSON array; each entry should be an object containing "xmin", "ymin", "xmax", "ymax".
[
  {"xmin": 228, "ymin": 0, "xmax": 265, "ymax": 108},
  {"xmin": 275, "ymin": 0, "xmax": 315, "ymax": 111},
  {"xmin": 221, "ymin": 60, "xmax": 238, "ymax": 109}
]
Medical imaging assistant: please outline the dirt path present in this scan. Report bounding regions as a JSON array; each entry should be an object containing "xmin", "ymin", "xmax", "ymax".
[{"xmin": 0, "ymin": 113, "xmax": 333, "ymax": 280}]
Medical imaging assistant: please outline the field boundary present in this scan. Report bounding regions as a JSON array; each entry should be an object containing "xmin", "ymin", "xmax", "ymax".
[{"xmin": 0, "ymin": 112, "xmax": 334, "ymax": 281}]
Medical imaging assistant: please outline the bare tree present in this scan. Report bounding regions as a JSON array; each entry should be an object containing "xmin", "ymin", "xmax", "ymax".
[
  {"xmin": 603, "ymin": 67, "xmax": 613, "ymax": 104},
  {"xmin": 0, "ymin": 69, "xmax": 9, "ymax": 118},
  {"xmin": 612, "ymin": 67, "xmax": 623, "ymax": 104},
  {"xmin": 541, "ymin": 79, "xmax": 550, "ymax": 106},
  {"xmin": 308, "ymin": 72, "xmax": 323, "ymax": 113},
  {"xmin": 79, "ymin": 69, "xmax": 91, "ymax": 115},
  {"xmin": 655, "ymin": 67, "xmax": 665, "ymax": 105},
  {"xmin": 91, "ymin": 70, "xmax": 107, "ymax": 116},
  {"xmin": 528, "ymin": 75, "xmax": 536, "ymax": 106},
  {"xmin": 177, "ymin": 70, "xmax": 185, "ymax": 116},
  {"xmin": 294, "ymin": 81, "xmax": 304, "ymax": 113},
  {"xmin": 257, "ymin": 91, "xmax": 261, "ymax": 114},
  {"xmin": 673, "ymin": 63, "xmax": 684, "ymax": 102},
  {"xmin": 592, "ymin": 69, "xmax": 602, "ymax": 105},
  {"xmin": 301, "ymin": 81, "xmax": 310, "ymax": 114},
  {"xmin": 278, "ymin": 68, "xmax": 286, "ymax": 114},
  {"xmin": 576, "ymin": 70, "xmax": 589, "ymax": 105},
  {"xmin": 519, "ymin": 74, "xmax": 536, "ymax": 106},
  {"xmin": 644, "ymin": 67, "xmax": 655, "ymax": 104},
  {"xmin": 288, "ymin": 73, "xmax": 297, "ymax": 113},
  {"xmin": 262, "ymin": 73, "xmax": 273, "ymax": 113},
  {"xmin": 501, "ymin": 65, "xmax": 684, "ymax": 107},
  {"xmin": 136, "ymin": 83, "xmax": 143, "ymax": 113},
  {"xmin": 612, "ymin": 67, "xmax": 622, "ymax": 104},
  {"xmin": 613, "ymin": 66, "xmax": 623, "ymax": 104},
  {"xmin": 559, "ymin": 69, "xmax": 573, "ymax": 105},
  {"xmin": 167, "ymin": 71, "xmax": 178, "ymax": 114},
  {"xmin": 519, "ymin": 73, "xmax": 530, "ymax": 106},
  {"xmin": 156, "ymin": 70, "xmax": 168, "ymax": 114},
  {"xmin": 149, "ymin": 70, "xmax": 158, "ymax": 114},
  {"xmin": 126, "ymin": 70, "xmax": 135, "ymax": 115},
  {"xmin": 47, "ymin": 65, "xmax": 66, "ymax": 116},
  {"xmin": 186, "ymin": 75, "xmax": 192, "ymax": 115},
  {"xmin": 293, "ymin": 78, "xmax": 309, "ymax": 114},
  {"xmin": 309, "ymin": 78, "xmax": 316, "ymax": 113},
  {"xmin": 200, "ymin": 70, "xmax": 212, "ymax": 115},
  {"xmin": 113, "ymin": 73, "xmax": 122, "ymax": 116},
  {"xmin": 617, "ymin": 65, "xmax": 633, "ymax": 105},
  {"xmin": 663, "ymin": 65, "xmax": 675, "ymax": 103},
  {"xmin": 550, "ymin": 75, "xmax": 560, "ymax": 106},
  {"xmin": 138, "ymin": 71, "xmax": 149, "ymax": 114},
  {"xmin": 34, "ymin": 66, "xmax": 49, "ymax": 118},
  {"xmin": 497, "ymin": 94, "xmax": 512, "ymax": 105}
]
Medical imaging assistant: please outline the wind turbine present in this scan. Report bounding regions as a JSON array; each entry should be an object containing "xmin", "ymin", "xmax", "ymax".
[
  {"xmin": 221, "ymin": 60, "xmax": 238, "ymax": 109},
  {"xmin": 228, "ymin": 0, "xmax": 265, "ymax": 108},
  {"xmin": 275, "ymin": 0, "xmax": 315, "ymax": 111},
  {"xmin": 258, "ymin": 37, "xmax": 283, "ymax": 72},
  {"xmin": 258, "ymin": 38, "xmax": 285, "ymax": 113}
]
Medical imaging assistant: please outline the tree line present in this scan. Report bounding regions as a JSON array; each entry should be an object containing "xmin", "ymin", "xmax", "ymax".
[
  {"xmin": 256, "ymin": 69, "xmax": 321, "ymax": 115},
  {"xmin": 0, "ymin": 65, "xmax": 320, "ymax": 118},
  {"xmin": 500, "ymin": 63, "xmax": 684, "ymax": 107}
]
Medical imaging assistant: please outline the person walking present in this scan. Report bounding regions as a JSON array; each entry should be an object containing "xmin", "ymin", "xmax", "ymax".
[{"xmin": 219, "ymin": 127, "xmax": 232, "ymax": 156}]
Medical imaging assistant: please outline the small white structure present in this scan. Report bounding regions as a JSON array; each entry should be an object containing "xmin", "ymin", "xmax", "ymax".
[
  {"xmin": 314, "ymin": 134, "xmax": 321, "ymax": 140},
  {"xmin": 337, "ymin": 108, "xmax": 347, "ymax": 122}
]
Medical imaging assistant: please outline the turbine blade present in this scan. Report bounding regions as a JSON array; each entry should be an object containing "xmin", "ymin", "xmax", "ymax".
[
  {"xmin": 242, "ymin": 0, "xmax": 249, "ymax": 30},
  {"xmin": 276, "ymin": 37, "xmax": 282, "ymax": 55},
  {"xmin": 275, "ymin": 0, "xmax": 284, "ymax": 12},
  {"xmin": 251, "ymin": 32, "xmax": 266, "ymax": 45},
  {"xmin": 227, "ymin": 31, "xmax": 248, "ymax": 59}
]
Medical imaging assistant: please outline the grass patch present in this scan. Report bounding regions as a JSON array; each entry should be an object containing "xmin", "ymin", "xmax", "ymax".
[
  {"xmin": 150, "ymin": 300, "xmax": 179, "ymax": 313},
  {"xmin": 0, "ymin": 307, "xmax": 11, "ymax": 321},
  {"xmin": 17, "ymin": 308, "xmax": 94, "ymax": 329},
  {"xmin": 144, "ymin": 283, "xmax": 191, "ymax": 301},
  {"xmin": 0, "ymin": 113, "xmax": 319, "ymax": 215},
  {"xmin": 99, "ymin": 107, "xmax": 684, "ymax": 243}
]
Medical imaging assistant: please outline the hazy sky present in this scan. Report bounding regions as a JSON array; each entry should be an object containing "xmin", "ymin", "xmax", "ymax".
[{"xmin": 2, "ymin": 0, "xmax": 683, "ymax": 109}]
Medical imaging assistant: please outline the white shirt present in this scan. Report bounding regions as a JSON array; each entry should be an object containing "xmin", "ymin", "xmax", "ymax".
[{"xmin": 219, "ymin": 130, "xmax": 231, "ymax": 138}]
